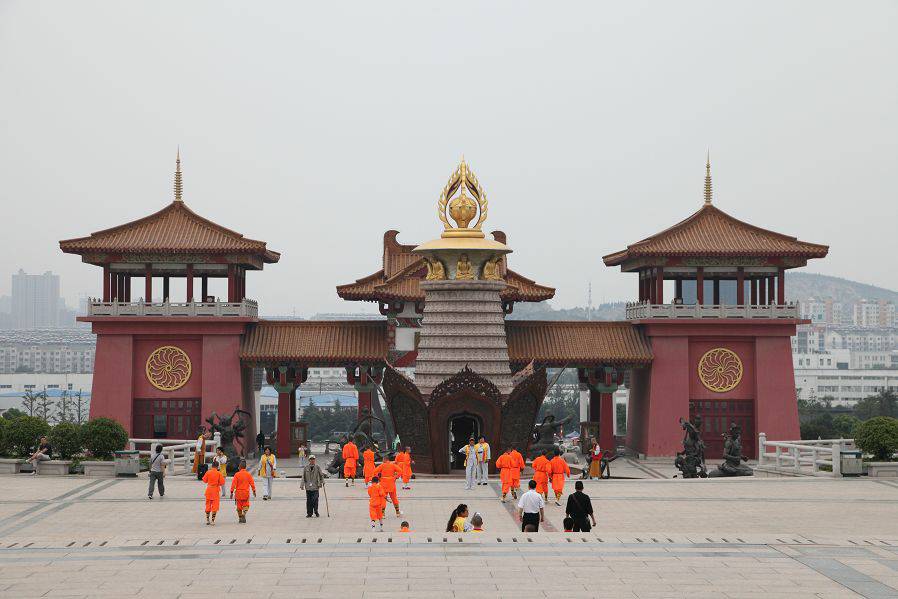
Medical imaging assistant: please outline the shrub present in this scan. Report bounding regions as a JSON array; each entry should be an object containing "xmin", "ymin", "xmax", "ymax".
[
  {"xmin": 0, "ymin": 418, "xmax": 9, "ymax": 456},
  {"xmin": 854, "ymin": 416, "xmax": 898, "ymax": 462},
  {"xmin": 49, "ymin": 422, "xmax": 83, "ymax": 460},
  {"xmin": 81, "ymin": 417, "xmax": 128, "ymax": 460},
  {"xmin": 5, "ymin": 416, "xmax": 51, "ymax": 457}
]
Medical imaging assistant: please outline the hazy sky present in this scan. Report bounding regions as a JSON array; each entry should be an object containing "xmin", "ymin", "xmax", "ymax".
[{"xmin": 1, "ymin": 1, "xmax": 896, "ymax": 316}]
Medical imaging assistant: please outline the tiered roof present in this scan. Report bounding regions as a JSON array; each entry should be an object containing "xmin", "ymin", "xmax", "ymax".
[
  {"xmin": 337, "ymin": 230, "xmax": 555, "ymax": 304},
  {"xmin": 603, "ymin": 203, "xmax": 828, "ymax": 268},
  {"xmin": 60, "ymin": 200, "xmax": 280, "ymax": 266}
]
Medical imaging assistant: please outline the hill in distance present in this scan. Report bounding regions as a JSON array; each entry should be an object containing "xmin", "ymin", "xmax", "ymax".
[{"xmin": 509, "ymin": 273, "xmax": 897, "ymax": 321}]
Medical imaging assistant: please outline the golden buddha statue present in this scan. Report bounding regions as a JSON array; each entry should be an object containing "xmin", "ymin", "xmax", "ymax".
[
  {"xmin": 482, "ymin": 256, "xmax": 503, "ymax": 281},
  {"xmin": 455, "ymin": 254, "xmax": 475, "ymax": 280},
  {"xmin": 425, "ymin": 258, "xmax": 446, "ymax": 280}
]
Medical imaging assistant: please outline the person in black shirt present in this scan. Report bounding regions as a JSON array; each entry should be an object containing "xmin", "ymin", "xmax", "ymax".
[
  {"xmin": 27, "ymin": 436, "xmax": 52, "ymax": 475},
  {"xmin": 255, "ymin": 431, "xmax": 265, "ymax": 455},
  {"xmin": 564, "ymin": 480, "xmax": 597, "ymax": 532}
]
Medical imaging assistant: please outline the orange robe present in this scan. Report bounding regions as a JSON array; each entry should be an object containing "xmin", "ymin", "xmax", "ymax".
[
  {"xmin": 549, "ymin": 455, "xmax": 571, "ymax": 496},
  {"xmin": 230, "ymin": 468, "xmax": 256, "ymax": 512},
  {"xmin": 496, "ymin": 452, "xmax": 516, "ymax": 496},
  {"xmin": 367, "ymin": 482, "xmax": 386, "ymax": 521},
  {"xmin": 532, "ymin": 455, "xmax": 550, "ymax": 495},
  {"xmin": 373, "ymin": 460, "xmax": 401, "ymax": 510},
  {"xmin": 202, "ymin": 468, "xmax": 225, "ymax": 513},
  {"xmin": 395, "ymin": 451, "xmax": 412, "ymax": 484},
  {"xmin": 510, "ymin": 449, "xmax": 525, "ymax": 488},
  {"xmin": 362, "ymin": 449, "xmax": 376, "ymax": 483},
  {"xmin": 191, "ymin": 435, "xmax": 206, "ymax": 473},
  {"xmin": 342, "ymin": 441, "xmax": 359, "ymax": 478}
]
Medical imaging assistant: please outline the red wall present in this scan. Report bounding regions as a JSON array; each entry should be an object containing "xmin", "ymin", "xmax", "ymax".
[
  {"xmin": 629, "ymin": 319, "xmax": 801, "ymax": 457},
  {"xmin": 86, "ymin": 318, "xmax": 251, "ymax": 435}
]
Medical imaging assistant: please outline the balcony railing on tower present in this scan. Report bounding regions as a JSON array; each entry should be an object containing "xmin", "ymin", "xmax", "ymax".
[
  {"xmin": 625, "ymin": 300, "xmax": 798, "ymax": 320},
  {"xmin": 87, "ymin": 299, "xmax": 258, "ymax": 318}
]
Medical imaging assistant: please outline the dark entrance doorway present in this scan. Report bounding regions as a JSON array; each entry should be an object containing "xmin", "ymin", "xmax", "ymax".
[
  {"xmin": 134, "ymin": 399, "xmax": 201, "ymax": 439},
  {"xmin": 689, "ymin": 399, "xmax": 755, "ymax": 459},
  {"xmin": 449, "ymin": 414, "xmax": 480, "ymax": 470}
]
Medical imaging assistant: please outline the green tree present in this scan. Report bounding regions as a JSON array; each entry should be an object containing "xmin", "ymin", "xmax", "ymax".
[
  {"xmin": 5, "ymin": 416, "xmax": 51, "ymax": 457},
  {"xmin": 832, "ymin": 414, "xmax": 861, "ymax": 438},
  {"xmin": 801, "ymin": 413, "xmax": 835, "ymax": 440},
  {"xmin": 537, "ymin": 383, "xmax": 578, "ymax": 429},
  {"xmin": 54, "ymin": 390, "xmax": 73, "ymax": 423},
  {"xmin": 615, "ymin": 402, "xmax": 627, "ymax": 436},
  {"xmin": 853, "ymin": 391, "xmax": 898, "ymax": 421},
  {"xmin": 854, "ymin": 416, "xmax": 898, "ymax": 461},
  {"xmin": 2, "ymin": 408, "xmax": 26, "ymax": 420},
  {"xmin": 21, "ymin": 390, "xmax": 38, "ymax": 416},
  {"xmin": 81, "ymin": 417, "xmax": 128, "ymax": 460},
  {"xmin": 73, "ymin": 391, "xmax": 89, "ymax": 424},
  {"xmin": 35, "ymin": 391, "xmax": 54, "ymax": 422},
  {"xmin": 49, "ymin": 422, "xmax": 83, "ymax": 460}
]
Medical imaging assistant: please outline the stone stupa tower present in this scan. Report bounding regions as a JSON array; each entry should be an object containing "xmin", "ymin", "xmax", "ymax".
[{"xmin": 412, "ymin": 158, "xmax": 514, "ymax": 395}]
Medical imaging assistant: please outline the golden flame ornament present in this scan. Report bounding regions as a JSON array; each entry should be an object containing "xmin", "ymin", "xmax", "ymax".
[
  {"xmin": 146, "ymin": 345, "xmax": 192, "ymax": 391},
  {"xmin": 437, "ymin": 157, "xmax": 488, "ymax": 237}
]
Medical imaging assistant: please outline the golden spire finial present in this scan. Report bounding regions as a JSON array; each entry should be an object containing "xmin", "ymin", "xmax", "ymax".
[
  {"xmin": 174, "ymin": 147, "xmax": 183, "ymax": 202},
  {"xmin": 703, "ymin": 150, "xmax": 713, "ymax": 205}
]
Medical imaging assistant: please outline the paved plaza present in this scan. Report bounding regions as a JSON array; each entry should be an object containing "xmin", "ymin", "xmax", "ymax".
[{"xmin": 1, "ymin": 473, "xmax": 898, "ymax": 598}]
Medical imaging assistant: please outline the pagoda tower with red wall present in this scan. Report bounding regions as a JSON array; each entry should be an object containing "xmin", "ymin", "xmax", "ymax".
[
  {"xmin": 604, "ymin": 159, "xmax": 828, "ymax": 458},
  {"xmin": 60, "ymin": 154, "xmax": 278, "ymax": 444}
]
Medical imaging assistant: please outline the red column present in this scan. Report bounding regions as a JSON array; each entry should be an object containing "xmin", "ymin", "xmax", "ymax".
[
  {"xmin": 736, "ymin": 267, "xmax": 745, "ymax": 305},
  {"xmin": 675, "ymin": 278, "xmax": 683, "ymax": 301},
  {"xmin": 201, "ymin": 276, "xmax": 208, "ymax": 302},
  {"xmin": 696, "ymin": 267, "xmax": 704, "ymax": 305},
  {"xmin": 277, "ymin": 390, "xmax": 292, "ymax": 458},
  {"xmin": 186, "ymin": 265, "xmax": 194, "ymax": 302},
  {"xmin": 124, "ymin": 275, "xmax": 131, "ymax": 301},
  {"xmin": 599, "ymin": 392, "xmax": 615, "ymax": 452},
  {"xmin": 110, "ymin": 271, "xmax": 119, "ymax": 301},
  {"xmin": 655, "ymin": 267, "xmax": 664, "ymax": 304},
  {"xmin": 289, "ymin": 388, "xmax": 297, "ymax": 422},
  {"xmin": 163, "ymin": 276, "xmax": 170, "ymax": 302},
  {"xmin": 227, "ymin": 264, "xmax": 236, "ymax": 302},
  {"xmin": 144, "ymin": 264, "xmax": 152, "ymax": 302},
  {"xmin": 750, "ymin": 278, "xmax": 757, "ymax": 305},
  {"xmin": 713, "ymin": 279, "xmax": 720, "ymax": 305},
  {"xmin": 239, "ymin": 269, "xmax": 245, "ymax": 300},
  {"xmin": 102, "ymin": 265, "xmax": 110, "ymax": 302},
  {"xmin": 767, "ymin": 276, "xmax": 776, "ymax": 304},
  {"xmin": 758, "ymin": 278, "xmax": 767, "ymax": 305},
  {"xmin": 777, "ymin": 267, "xmax": 785, "ymax": 305}
]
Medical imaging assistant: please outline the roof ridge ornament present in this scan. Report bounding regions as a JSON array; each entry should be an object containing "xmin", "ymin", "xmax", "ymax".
[
  {"xmin": 437, "ymin": 156, "xmax": 488, "ymax": 238},
  {"xmin": 704, "ymin": 150, "xmax": 713, "ymax": 205},
  {"xmin": 174, "ymin": 147, "xmax": 183, "ymax": 202}
]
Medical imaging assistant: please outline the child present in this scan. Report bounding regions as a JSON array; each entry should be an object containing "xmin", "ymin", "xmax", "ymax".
[
  {"xmin": 201, "ymin": 463, "xmax": 225, "ymax": 525},
  {"xmin": 368, "ymin": 475, "xmax": 386, "ymax": 531},
  {"xmin": 213, "ymin": 448, "xmax": 228, "ymax": 497},
  {"xmin": 399, "ymin": 521, "xmax": 411, "ymax": 532},
  {"xmin": 563, "ymin": 517, "xmax": 574, "ymax": 532},
  {"xmin": 230, "ymin": 459, "xmax": 256, "ymax": 524},
  {"xmin": 470, "ymin": 513, "xmax": 484, "ymax": 532}
]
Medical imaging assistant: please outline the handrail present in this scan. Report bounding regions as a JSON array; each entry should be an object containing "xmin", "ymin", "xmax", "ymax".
[
  {"xmin": 87, "ymin": 299, "xmax": 258, "ymax": 318},
  {"xmin": 757, "ymin": 432, "xmax": 853, "ymax": 477},
  {"xmin": 625, "ymin": 301, "xmax": 799, "ymax": 320},
  {"xmin": 128, "ymin": 432, "xmax": 220, "ymax": 475}
]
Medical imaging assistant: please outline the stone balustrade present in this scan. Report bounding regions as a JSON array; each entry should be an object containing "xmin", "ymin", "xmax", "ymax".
[
  {"xmin": 87, "ymin": 299, "xmax": 258, "ymax": 318},
  {"xmin": 625, "ymin": 301, "xmax": 799, "ymax": 320}
]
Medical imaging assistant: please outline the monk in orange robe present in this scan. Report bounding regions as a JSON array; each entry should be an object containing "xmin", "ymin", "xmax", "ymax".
[
  {"xmin": 372, "ymin": 453, "xmax": 402, "ymax": 516},
  {"xmin": 532, "ymin": 451, "xmax": 551, "ymax": 500},
  {"xmin": 368, "ymin": 475, "xmax": 386, "ymax": 531},
  {"xmin": 202, "ymin": 464, "xmax": 225, "ymax": 526},
  {"xmin": 362, "ymin": 447, "xmax": 376, "ymax": 485},
  {"xmin": 549, "ymin": 449, "xmax": 571, "ymax": 505},
  {"xmin": 230, "ymin": 459, "xmax": 256, "ymax": 523},
  {"xmin": 510, "ymin": 447, "xmax": 525, "ymax": 499},
  {"xmin": 496, "ymin": 447, "xmax": 516, "ymax": 502},
  {"xmin": 395, "ymin": 446, "xmax": 413, "ymax": 490},
  {"xmin": 342, "ymin": 439, "xmax": 359, "ymax": 487}
]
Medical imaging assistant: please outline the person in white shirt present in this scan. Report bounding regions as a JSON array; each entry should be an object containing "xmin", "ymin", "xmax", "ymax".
[
  {"xmin": 476, "ymin": 436, "xmax": 491, "ymax": 486},
  {"xmin": 517, "ymin": 479, "xmax": 546, "ymax": 532},
  {"xmin": 458, "ymin": 438, "xmax": 477, "ymax": 490}
]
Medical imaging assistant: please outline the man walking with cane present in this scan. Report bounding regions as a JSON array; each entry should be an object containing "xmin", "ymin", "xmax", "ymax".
[{"xmin": 300, "ymin": 455, "xmax": 325, "ymax": 518}]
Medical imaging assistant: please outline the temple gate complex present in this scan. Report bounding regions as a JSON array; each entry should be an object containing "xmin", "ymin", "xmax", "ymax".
[{"xmin": 61, "ymin": 153, "xmax": 826, "ymax": 468}]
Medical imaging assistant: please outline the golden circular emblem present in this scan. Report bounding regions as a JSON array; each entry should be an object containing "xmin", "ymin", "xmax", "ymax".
[
  {"xmin": 698, "ymin": 347, "xmax": 743, "ymax": 393},
  {"xmin": 145, "ymin": 345, "xmax": 192, "ymax": 391}
]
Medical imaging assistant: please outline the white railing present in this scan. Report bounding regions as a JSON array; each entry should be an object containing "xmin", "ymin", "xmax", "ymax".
[
  {"xmin": 626, "ymin": 301, "xmax": 799, "ymax": 320},
  {"xmin": 757, "ymin": 432, "xmax": 855, "ymax": 477},
  {"xmin": 88, "ymin": 299, "xmax": 258, "ymax": 318},
  {"xmin": 128, "ymin": 432, "xmax": 220, "ymax": 475}
]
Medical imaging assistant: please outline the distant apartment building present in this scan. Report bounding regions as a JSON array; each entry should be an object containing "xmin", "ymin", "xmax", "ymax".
[
  {"xmin": 0, "ymin": 329, "xmax": 95, "ymax": 374},
  {"xmin": 11, "ymin": 270, "xmax": 60, "ymax": 329},
  {"xmin": 825, "ymin": 327, "xmax": 898, "ymax": 352},
  {"xmin": 853, "ymin": 299, "xmax": 896, "ymax": 328},
  {"xmin": 798, "ymin": 298, "xmax": 843, "ymax": 325},
  {"xmin": 793, "ymin": 351, "xmax": 898, "ymax": 405}
]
